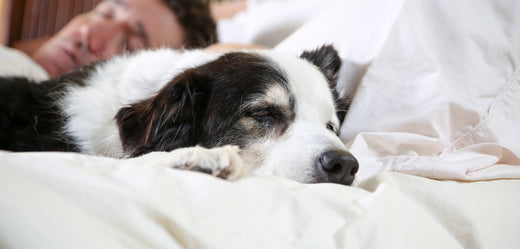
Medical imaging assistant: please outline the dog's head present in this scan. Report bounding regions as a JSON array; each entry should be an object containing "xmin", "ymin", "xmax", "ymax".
[{"xmin": 116, "ymin": 45, "xmax": 358, "ymax": 185}]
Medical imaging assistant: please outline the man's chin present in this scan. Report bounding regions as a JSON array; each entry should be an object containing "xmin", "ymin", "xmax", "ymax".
[
  {"xmin": 37, "ymin": 61, "xmax": 59, "ymax": 78},
  {"xmin": 33, "ymin": 47, "xmax": 76, "ymax": 78}
]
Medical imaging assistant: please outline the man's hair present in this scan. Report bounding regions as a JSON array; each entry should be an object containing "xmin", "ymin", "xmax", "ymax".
[{"xmin": 161, "ymin": 0, "xmax": 218, "ymax": 48}]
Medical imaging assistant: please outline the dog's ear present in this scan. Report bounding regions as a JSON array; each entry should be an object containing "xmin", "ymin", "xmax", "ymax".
[
  {"xmin": 299, "ymin": 45, "xmax": 342, "ymax": 88},
  {"xmin": 300, "ymin": 45, "xmax": 350, "ymax": 124},
  {"xmin": 116, "ymin": 69, "xmax": 211, "ymax": 157}
]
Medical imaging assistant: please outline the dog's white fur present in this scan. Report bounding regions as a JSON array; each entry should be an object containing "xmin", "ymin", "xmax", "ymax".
[
  {"xmin": 239, "ymin": 52, "xmax": 346, "ymax": 179},
  {"xmin": 59, "ymin": 48, "xmax": 347, "ymax": 182},
  {"xmin": 61, "ymin": 49, "xmax": 216, "ymax": 157}
]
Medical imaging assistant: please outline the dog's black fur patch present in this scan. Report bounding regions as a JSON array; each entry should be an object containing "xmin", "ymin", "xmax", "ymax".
[
  {"xmin": 116, "ymin": 52, "xmax": 292, "ymax": 157},
  {"xmin": 0, "ymin": 65, "xmax": 96, "ymax": 152},
  {"xmin": 0, "ymin": 47, "xmax": 348, "ymax": 156}
]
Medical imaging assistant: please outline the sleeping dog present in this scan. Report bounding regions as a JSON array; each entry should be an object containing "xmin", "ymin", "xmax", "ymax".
[{"xmin": 0, "ymin": 45, "xmax": 358, "ymax": 185}]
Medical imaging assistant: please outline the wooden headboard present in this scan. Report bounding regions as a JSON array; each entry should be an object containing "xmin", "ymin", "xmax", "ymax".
[{"xmin": 2, "ymin": 0, "xmax": 102, "ymax": 54}]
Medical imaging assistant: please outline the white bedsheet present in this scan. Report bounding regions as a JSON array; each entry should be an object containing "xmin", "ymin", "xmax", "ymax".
[
  {"xmin": 276, "ymin": 0, "xmax": 520, "ymax": 182},
  {"xmin": 1, "ymin": 151, "xmax": 519, "ymax": 249},
  {"xmin": 0, "ymin": 46, "xmax": 49, "ymax": 81},
  {"xmin": 217, "ymin": 0, "xmax": 337, "ymax": 47},
  {"xmin": 1, "ymin": 0, "xmax": 520, "ymax": 248}
]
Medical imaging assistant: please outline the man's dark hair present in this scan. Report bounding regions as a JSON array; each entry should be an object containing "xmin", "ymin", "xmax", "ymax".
[{"xmin": 161, "ymin": 0, "xmax": 218, "ymax": 48}]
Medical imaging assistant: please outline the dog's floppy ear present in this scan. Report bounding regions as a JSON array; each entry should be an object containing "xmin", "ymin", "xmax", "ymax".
[
  {"xmin": 116, "ymin": 69, "xmax": 211, "ymax": 157},
  {"xmin": 299, "ymin": 45, "xmax": 342, "ymax": 88}
]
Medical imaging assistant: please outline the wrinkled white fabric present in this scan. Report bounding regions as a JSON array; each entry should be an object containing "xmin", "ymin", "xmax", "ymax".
[
  {"xmin": 1, "ymin": 151, "xmax": 519, "ymax": 249},
  {"xmin": 217, "ymin": 0, "xmax": 337, "ymax": 47},
  {"xmin": 276, "ymin": 0, "xmax": 520, "ymax": 181},
  {"xmin": 0, "ymin": 45, "xmax": 49, "ymax": 81}
]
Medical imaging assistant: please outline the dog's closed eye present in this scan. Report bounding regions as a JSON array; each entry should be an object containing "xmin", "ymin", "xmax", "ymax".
[
  {"xmin": 251, "ymin": 109, "xmax": 270, "ymax": 118},
  {"xmin": 247, "ymin": 106, "xmax": 284, "ymax": 124}
]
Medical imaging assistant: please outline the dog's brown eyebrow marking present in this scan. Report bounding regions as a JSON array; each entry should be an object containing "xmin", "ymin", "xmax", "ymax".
[
  {"xmin": 264, "ymin": 84, "xmax": 291, "ymax": 107},
  {"xmin": 240, "ymin": 84, "xmax": 292, "ymax": 112}
]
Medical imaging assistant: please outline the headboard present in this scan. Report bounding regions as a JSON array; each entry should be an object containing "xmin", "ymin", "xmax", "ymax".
[{"xmin": 3, "ymin": 0, "xmax": 102, "ymax": 54}]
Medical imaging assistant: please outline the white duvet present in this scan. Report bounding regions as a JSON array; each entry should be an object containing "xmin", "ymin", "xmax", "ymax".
[
  {"xmin": 1, "ymin": 152, "xmax": 519, "ymax": 249},
  {"xmin": 1, "ymin": 0, "xmax": 520, "ymax": 248}
]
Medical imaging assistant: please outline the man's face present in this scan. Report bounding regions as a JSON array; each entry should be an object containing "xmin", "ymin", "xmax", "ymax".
[{"xmin": 33, "ymin": 0, "xmax": 186, "ymax": 78}]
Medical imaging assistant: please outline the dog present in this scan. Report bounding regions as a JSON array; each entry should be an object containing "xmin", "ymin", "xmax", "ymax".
[{"xmin": 0, "ymin": 45, "xmax": 358, "ymax": 185}]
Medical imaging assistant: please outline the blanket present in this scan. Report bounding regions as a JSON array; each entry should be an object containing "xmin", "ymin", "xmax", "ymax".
[
  {"xmin": 1, "ymin": 0, "xmax": 520, "ymax": 248},
  {"xmin": 1, "ymin": 151, "xmax": 519, "ymax": 249},
  {"xmin": 276, "ymin": 0, "xmax": 520, "ymax": 182}
]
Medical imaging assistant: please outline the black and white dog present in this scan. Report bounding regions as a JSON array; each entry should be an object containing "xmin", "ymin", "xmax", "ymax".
[{"xmin": 0, "ymin": 45, "xmax": 358, "ymax": 185}]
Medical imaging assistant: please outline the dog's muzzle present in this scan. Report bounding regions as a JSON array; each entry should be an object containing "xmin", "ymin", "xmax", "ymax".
[{"xmin": 317, "ymin": 150, "xmax": 359, "ymax": 185}]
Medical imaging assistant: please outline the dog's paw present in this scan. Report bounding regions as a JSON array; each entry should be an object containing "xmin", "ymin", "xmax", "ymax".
[{"xmin": 169, "ymin": 145, "xmax": 249, "ymax": 180}]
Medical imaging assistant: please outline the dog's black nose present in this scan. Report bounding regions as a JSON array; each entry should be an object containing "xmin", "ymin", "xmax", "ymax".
[{"xmin": 318, "ymin": 150, "xmax": 359, "ymax": 185}]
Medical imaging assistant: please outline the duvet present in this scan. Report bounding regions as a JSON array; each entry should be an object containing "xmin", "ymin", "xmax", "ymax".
[{"xmin": 1, "ymin": 0, "xmax": 520, "ymax": 248}]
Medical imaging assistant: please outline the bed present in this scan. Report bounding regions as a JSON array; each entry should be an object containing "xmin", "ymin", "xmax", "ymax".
[{"xmin": 1, "ymin": 0, "xmax": 520, "ymax": 248}]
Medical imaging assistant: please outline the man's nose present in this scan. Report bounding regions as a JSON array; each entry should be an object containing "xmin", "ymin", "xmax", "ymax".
[
  {"xmin": 90, "ymin": 22, "xmax": 126, "ymax": 55},
  {"xmin": 76, "ymin": 21, "xmax": 125, "ymax": 56}
]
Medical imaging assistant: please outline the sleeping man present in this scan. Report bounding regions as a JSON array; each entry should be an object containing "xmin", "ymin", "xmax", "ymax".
[{"xmin": 1, "ymin": 0, "xmax": 217, "ymax": 79}]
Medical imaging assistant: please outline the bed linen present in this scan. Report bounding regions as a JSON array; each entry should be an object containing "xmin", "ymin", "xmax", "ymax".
[
  {"xmin": 0, "ymin": 46, "xmax": 49, "ymax": 81},
  {"xmin": 1, "ymin": 151, "xmax": 519, "ymax": 249},
  {"xmin": 1, "ymin": 0, "xmax": 520, "ymax": 248},
  {"xmin": 217, "ymin": 0, "xmax": 336, "ymax": 47},
  {"xmin": 276, "ymin": 0, "xmax": 520, "ymax": 182}
]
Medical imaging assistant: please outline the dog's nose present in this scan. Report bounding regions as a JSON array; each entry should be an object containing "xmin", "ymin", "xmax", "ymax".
[{"xmin": 318, "ymin": 150, "xmax": 359, "ymax": 185}]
